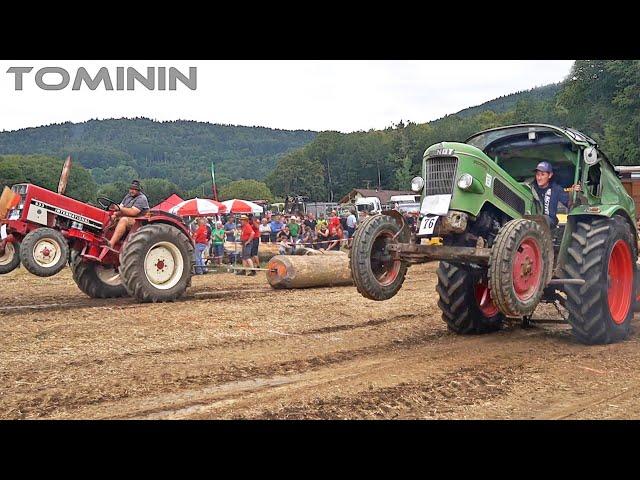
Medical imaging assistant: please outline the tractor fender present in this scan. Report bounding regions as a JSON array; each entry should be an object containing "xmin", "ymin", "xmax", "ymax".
[
  {"xmin": 569, "ymin": 207, "xmax": 638, "ymax": 255},
  {"xmin": 142, "ymin": 215, "xmax": 193, "ymax": 243}
]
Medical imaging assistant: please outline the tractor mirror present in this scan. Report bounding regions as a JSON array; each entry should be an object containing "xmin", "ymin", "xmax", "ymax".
[{"xmin": 584, "ymin": 147, "xmax": 600, "ymax": 166}]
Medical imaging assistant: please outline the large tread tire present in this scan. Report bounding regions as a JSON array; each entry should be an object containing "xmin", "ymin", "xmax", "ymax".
[
  {"xmin": 119, "ymin": 223, "xmax": 194, "ymax": 303},
  {"xmin": 19, "ymin": 228, "xmax": 69, "ymax": 277},
  {"xmin": 561, "ymin": 216, "xmax": 635, "ymax": 344},
  {"xmin": 436, "ymin": 262, "xmax": 504, "ymax": 334},
  {"xmin": 0, "ymin": 241, "xmax": 20, "ymax": 274},
  {"xmin": 349, "ymin": 214, "xmax": 408, "ymax": 301},
  {"xmin": 70, "ymin": 253, "xmax": 128, "ymax": 299},
  {"xmin": 488, "ymin": 218, "xmax": 552, "ymax": 318}
]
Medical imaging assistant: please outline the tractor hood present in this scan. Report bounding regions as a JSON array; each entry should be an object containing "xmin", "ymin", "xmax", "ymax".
[{"xmin": 421, "ymin": 141, "xmax": 534, "ymax": 220}]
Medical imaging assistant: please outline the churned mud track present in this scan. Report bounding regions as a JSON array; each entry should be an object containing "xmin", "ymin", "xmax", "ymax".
[{"xmin": 2, "ymin": 264, "xmax": 640, "ymax": 419}]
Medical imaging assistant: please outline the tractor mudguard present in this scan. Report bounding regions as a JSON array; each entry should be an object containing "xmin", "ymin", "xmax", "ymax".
[{"xmin": 569, "ymin": 205, "xmax": 638, "ymax": 239}]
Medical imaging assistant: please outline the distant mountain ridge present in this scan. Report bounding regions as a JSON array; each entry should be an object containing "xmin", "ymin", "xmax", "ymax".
[
  {"xmin": 453, "ymin": 83, "xmax": 562, "ymax": 119},
  {"xmin": 0, "ymin": 83, "xmax": 561, "ymax": 196},
  {"xmin": 0, "ymin": 117, "xmax": 317, "ymax": 193}
]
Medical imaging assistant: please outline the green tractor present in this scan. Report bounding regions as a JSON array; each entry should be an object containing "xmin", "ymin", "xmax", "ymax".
[{"xmin": 350, "ymin": 124, "xmax": 639, "ymax": 344}]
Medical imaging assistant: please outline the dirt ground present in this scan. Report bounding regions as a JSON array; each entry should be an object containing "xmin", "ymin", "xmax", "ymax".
[{"xmin": 2, "ymin": 261, "xmax": 640, "ymax": 420}]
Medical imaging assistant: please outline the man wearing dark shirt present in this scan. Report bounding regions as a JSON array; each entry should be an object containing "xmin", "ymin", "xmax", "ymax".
[
  {"xmin": 303, "ymin": 213, "xmax": 317, "ymax": 232},
  {"xmin": 224, "ymin": 217, "xmax": 236, "ymax": 242},
  {"xmin": 531, "ymin": 161, "xmax": 581, "ymax": 228},
  {"xmin": 269, "ymin": 215, "xmax": 284, "ymax": 243},
  {"xmin": 106, "ymin": 180, "xmax": 150, "ymax": 248}
]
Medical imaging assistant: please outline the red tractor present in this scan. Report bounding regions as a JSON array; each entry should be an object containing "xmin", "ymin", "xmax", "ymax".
[{"xmin": 0, "ymin": 182, "xmax": 194, "ymax": 302}]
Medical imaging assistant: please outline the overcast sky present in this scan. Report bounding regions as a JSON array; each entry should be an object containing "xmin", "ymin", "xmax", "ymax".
[{"xmin": 0, "ymin": 60, "xmax": 575, "ymax": 133}]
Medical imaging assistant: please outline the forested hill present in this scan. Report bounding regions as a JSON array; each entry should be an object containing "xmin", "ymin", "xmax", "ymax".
[
  {"xmin": 454, "ymin": 83, "xmax": 562, "ymax": 118},
  {"xmin": 266, "ymin": 60, "xmax": 640, "ymax": 202},
  {"xmin": 2, "ymin": 61, "xmax": 638, "ymax": 205},
  {"xmin": 0, "ymin": 118, "xmax": 316, "ymax": 194}
]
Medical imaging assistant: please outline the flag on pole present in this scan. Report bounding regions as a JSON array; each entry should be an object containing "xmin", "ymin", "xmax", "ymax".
[{"xmin": 211, "ymin": 162, "xmax": 218, "ymax": 201}]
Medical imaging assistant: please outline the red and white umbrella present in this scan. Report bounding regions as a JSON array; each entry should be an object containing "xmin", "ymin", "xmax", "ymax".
[
  {"xmin": 221, "ymin": 199, "xmax": 263, "ymax": 214},
  {"xmin": 169, "ymin": 198, "xmax": 227, "ymax": 216}
]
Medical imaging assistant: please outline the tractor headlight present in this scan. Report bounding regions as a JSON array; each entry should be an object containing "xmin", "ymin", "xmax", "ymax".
[
  {"xmin": 410, "ymin": 176, "xmax": 425, "ymax": 192},
  {"xmin": 457, "ymin": 173, "xmax": 474, "ymax": 191}
]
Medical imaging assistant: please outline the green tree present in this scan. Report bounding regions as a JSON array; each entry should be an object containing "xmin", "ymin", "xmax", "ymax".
[
  {"xmin": 266, "ymin": 150, "xmax": 327, "ymax": 201},
  {"xmin": 219, "ymin": 179, "xmax": 274, "ymax": 202},
  {"xmin": 0, "ymin": 154, "xmax": 97, "ymax": 202},
  {"xmin": 394, "ymin": 155, "xmax": 414, "ymax": 190},
  {"xmin": 139, "ymin": 178, "xmax": 185, "ymax": 207},
  {"xmin": 96, "ymin": 181, "xmax": 129, "ymax": 202}
]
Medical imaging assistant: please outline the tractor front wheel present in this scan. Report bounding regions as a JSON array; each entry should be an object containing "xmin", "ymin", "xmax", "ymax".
[
  {"xmin": 119, "ymin": 223, "xmax": 193, "ymax": 302},
  {"xmin": 562, "ymin": 216, "xmax": 635, "ymax": 344},
  {"xmin": 349, "ymin": 214, "xmax": 408, "ymax": 301},
  {"xmin": 488, "ymin": 219, "xmax": 552, "ymax": 318},
  {"xmin": 0, "ymin": 241, "xmax": 20, "ymax": 274},
  {"xmin": 436, "ymin": 262, "xmax": 504, "ymax": 334},
  {"xmin": 19, "ymin": 228, "xmax": 69, "ymax": 277}
]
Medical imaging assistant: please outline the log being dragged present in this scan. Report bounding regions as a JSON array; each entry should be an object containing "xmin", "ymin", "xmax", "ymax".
[
  {"xmin": 295, "ymin": 247, "xmax": 346, "ymax": 256},
  {"xmin": 266, "ymin": 253, "xmax": 353, "ymax": 289}
]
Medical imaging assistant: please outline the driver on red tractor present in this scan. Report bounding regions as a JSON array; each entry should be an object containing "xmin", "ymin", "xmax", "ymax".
[
  {"xmin": 105, "ymin": 180, "xmax": 150, "ymax": 249},
  {"xmin": 531, "ymin": 161, "xmax": 582, "ymax": 229}
]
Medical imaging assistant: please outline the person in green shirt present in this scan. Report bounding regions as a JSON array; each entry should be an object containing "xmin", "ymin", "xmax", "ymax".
[
  {"xmin": 287, "ymin": 216, "xmax": 301, "ymax": 240},
  {"xmin": 212, "ymin": 221, "xmax": 226, "ymax": 265}
]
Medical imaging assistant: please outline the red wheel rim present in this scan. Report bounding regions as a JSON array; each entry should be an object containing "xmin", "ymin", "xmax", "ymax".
[
  {"xmin": 608, "ymin": 239, "xmax": 633, "ymax": 324},
  {"xmin": 475, "ymin": 281, "xmax": 499, "ymax": 317},
  {"xmin": 512, "ymin": 237, "xmax": 543, "ymax": 301},
  {"xmin": 371, "ymin": 231, "xmax": 400, "ymax": 286}
]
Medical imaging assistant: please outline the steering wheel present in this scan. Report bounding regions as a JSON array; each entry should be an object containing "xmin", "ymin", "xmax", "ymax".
[{"xmin": 97, "ymin": 197, "xmax": 121, "ymax": 211}]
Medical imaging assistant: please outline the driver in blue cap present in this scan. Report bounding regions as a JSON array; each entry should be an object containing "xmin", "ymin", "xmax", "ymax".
[{"xmin": 532, "ymin": 161, "xmax": 581, "ymax": 228}]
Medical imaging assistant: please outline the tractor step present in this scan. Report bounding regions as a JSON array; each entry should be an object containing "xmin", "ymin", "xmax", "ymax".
[
  {"xmin": 547, "ymin": 278, "xmax": 586, "ymax": 285},
  {"xmin": 82, "ymin": 246, "xmax": 118, "ymax": 262}
]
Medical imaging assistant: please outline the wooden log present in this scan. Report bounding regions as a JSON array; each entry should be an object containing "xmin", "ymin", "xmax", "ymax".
[
  {"xmin": 266, "ymin": 254, "xmax": 353, "ymax": 289},
  {"xmin": 299, "ymin": 247, "xmax": 346, "ymax": 256}
]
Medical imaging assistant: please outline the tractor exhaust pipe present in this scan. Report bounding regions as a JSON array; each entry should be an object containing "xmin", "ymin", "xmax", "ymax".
[{"xmin": 57, "ymin": 155, "xmax": 72, "ymax": 196}]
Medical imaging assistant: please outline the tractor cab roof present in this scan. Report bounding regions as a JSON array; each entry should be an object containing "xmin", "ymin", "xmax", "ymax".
[
  {"xmin": 465, "ymin": 124, "xmax": 610, "ymax": 188},
  {"xmin": 465, "ymin": 124, "xmax": 597, "ymax": 152}
]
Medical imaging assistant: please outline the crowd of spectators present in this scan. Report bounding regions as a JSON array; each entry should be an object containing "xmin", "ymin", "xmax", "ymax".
[{"xmin": 190, "ymin": 206, "xmax": 419, "ymax": 275}]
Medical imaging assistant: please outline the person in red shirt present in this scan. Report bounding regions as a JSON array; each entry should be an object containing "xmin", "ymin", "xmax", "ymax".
[
  {"xmin": 327, "ymin": 223, "xmax": 343, "ymax": 251},
  {"xmin": 328, "ymin": 210, "xmax": 341, "ymax": 231},
  {"xmin": 239, "ymin": 214, "xmax": 256, "ymax": 276},
  {"xmin": 251, "ymin": 215, "xmax": 261, "ymax": 268},
  {"xmin": 192, "ymin": 217, "xmax": 209, "ymax": 274}
]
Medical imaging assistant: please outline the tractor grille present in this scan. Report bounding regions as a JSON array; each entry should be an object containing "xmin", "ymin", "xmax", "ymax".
[
  {"xmin": 493, "ymin": 178, "xmax": 526, "ymax": 215},
  {"xmin": 424, "ymin": 157, "xmax": 458, "ymax": 196}
]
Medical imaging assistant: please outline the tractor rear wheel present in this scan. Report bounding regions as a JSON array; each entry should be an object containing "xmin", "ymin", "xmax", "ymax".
[
  {"xmin": 561, "ymin": 216, "xmax": 635, "ymax": 344},
  {"xmin": 19, "ymin": 228, "xmax": 69, "ymax": 277},
  {"xmin": 71, "ymin": 253, "xmax": 128, "ymax": 299},
  {"xmin": 488, "ymin": 218, "xmax": 551, "ymax": 317},
  {"xmin": 0, "ymin": 241, "xmax": 20, "ymax": 274},
  {"xmin": 119, "ymin": 223, "xmax": 193, "ymax": 302},
  {"xmin": 350, "ymin": 214, "xmax": 408, "ymax": 301},
  {"xmin": 436, "ymin": 262, "xmax": 504, "ymax": 334}
]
